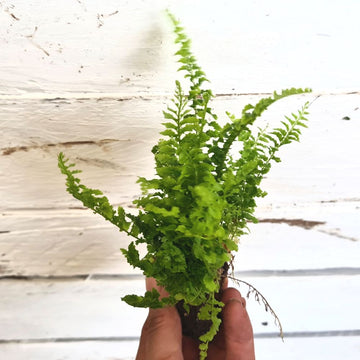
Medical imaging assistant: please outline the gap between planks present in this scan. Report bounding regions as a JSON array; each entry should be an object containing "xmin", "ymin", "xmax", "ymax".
[
  {"xmin": 1, "ymin": 329, "xmax": 360, "ymax": 345},
  {"xmin": 1, "ymin": 267, "xmax": 360, "ymax": 281},
  {"xmin": 0, "ymin": 90, "xmax": 358, "ymax": 102}
]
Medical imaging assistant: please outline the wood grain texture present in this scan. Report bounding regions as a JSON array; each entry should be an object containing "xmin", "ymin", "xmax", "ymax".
[
  {"xmin": 1, "ymin": 337, "xmax": 360, "ymax": 360},
  {"xmin": 0, "ymin": 276, "xmax": 359, "ymax": 339},
  {"xmin": 1, "ymin": 1, "xmax": 359, "ymax": 358},
  {"xmin": 1, "ymin": 94, "xmax": 359, "ymax": 210},
  {"xmin": 1, "ymin": 0, "xmax": 360, "ymax": 96},
  {"xmin": 1, "ymin": 208, "xmax": 359, "ymax": 277}
]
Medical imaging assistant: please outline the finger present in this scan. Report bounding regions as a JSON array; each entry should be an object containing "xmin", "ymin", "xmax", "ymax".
[
  {"xmin": 182, "ymin": 336, "xmax": 199, "ymax": 360},
  {"xmin": 221, "ymin": 276, "xmax": 229, "ymax": 291},
  {"xmin": 136, "ymin": 278, "xmax": 183, "ymax": 360},
  {"xmin": 136, "ymin": 306, "xmax": 183, "ymax": 360},
  {"xmin": 211, "ymin": 287, "xmax": 244, "ymax": 350},
  {"xmin": 221, "ymin": 287, "xmax": 244, "ymax": 305},
  {"xmin": 146, "ymin": 277, "xmax": 170, "ymax": 299},
  {"xmin": 145, "ymin": 277, "xmax": 158, "ymax": 291},
  {"xmin": 221, "ymin": 291, "xmax": 255, "ymax": 360}
]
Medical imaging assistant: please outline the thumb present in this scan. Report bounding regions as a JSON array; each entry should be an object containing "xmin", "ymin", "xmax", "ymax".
[{"xmin": 136, "ymin": 279, "xmax": 183, "ymax": 360}]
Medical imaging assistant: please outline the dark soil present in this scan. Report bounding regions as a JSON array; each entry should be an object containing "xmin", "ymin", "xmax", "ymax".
[{"xmin": 176, "ymin": 262, "xmax": 229, "ymax": 339}]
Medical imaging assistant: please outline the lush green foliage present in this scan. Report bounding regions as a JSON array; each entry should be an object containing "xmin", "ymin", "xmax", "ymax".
[{"xmin": 58, "ymin": 12, "xmax": 310, "ymax": 359}]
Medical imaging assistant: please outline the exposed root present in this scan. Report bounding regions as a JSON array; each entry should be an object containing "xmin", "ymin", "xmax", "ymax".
[{"xmin": 228, "ymin": 275, "xmax": 284, "ymax": 340}]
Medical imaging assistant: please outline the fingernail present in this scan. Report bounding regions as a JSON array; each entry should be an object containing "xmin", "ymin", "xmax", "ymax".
[{"xmin": 226, "ymin": 297, "xmax": 246, "ymax": 309}]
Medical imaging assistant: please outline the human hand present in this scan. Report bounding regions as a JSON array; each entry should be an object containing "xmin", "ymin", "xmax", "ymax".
[{"xmin": 135, "ymin": 278, "xmax": 255, "ymax": 360}]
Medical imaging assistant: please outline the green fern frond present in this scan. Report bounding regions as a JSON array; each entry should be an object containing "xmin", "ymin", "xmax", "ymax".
[
  {"xmin": 211, "ymin": 88, "xmax": 311, "ymax": 179},
  {"xmin": 58, "ymin": 12, "xmax": 312, "ymax": 358},
  {"xmin": 58, "ymin": 152, "xmax": 133, "ymax": 233}
]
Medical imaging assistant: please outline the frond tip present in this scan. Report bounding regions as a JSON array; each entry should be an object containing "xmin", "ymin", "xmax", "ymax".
[{"xmin": 57, "ymin": 152, "xmax": 132, "ymax": 231}]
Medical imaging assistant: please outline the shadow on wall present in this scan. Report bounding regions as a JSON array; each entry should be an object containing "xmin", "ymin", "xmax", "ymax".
[{"xmin": 123, "ymin": 22, "xmax": 166, "ymax": 74}]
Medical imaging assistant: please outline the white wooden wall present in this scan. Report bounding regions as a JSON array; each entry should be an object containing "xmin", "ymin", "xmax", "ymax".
[{"xmin": 1, "ymin": 1, "xmax": 359, "ymax": 359}]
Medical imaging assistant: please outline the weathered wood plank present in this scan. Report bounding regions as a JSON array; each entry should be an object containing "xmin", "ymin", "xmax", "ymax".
[
  {"xmin": 1, "ymin": 336, "xmax": 360, "ymax": 360},
  {"xmin": 0, "ymin": 96, "xmax": 164, "ymax": 210},
  {"xmin": 0, "ymin": 211, "xmax": 137, "ymax": 276},
  {"xmin": 1, "ymin": 93, "xmax": 358, "ymax": 277},
  {"xmin": 1, "ymin": 201, "xmax": 359, "ymax": 277},
  {"xmin": 0, "ymin": 341, "xmax": 139, "ymax": 360},
  {"xmin": 1, "ymin": 94, "xmax": 359, "ymax": 211},
  {"xmin": 255, "ymin": 336, "xmax": 360, "ymax": 360},
  {"xmin": 0, "ymin": 276, "xmax": 358, "ymax": 340},
  {"xmin": 1, "ymin": 0, "xmax": 360, "ymax": 95},
  {"xmin": 1, "ymin": 2, "xmax": 359, "ymax": 360}
]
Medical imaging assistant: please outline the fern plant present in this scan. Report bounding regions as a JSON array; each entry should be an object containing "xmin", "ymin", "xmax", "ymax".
[{"xmin": 58, "ymin": 12, "xmax": 310, "ymax": 359}]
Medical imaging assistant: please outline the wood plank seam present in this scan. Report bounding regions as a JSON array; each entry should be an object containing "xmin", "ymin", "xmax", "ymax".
[
  {"xmin": 1, "ymin": 330, "xmax": 360, "ymax": 344},
  {"xmin": 1, "ymin": 267, "xmax": 360, "ymax": 281}
]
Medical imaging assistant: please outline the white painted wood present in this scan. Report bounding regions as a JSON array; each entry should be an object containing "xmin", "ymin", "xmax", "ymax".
[
  {"xmin": 0, "ymin": 279, "xmax": 147, "ymax": 340},
  {"xmin": 0, "ymin": 96, "xmax": 164, "ymax": 210},
  {"xmin": 1, "ymin": 337, "xmax": 360, "ymax": 360},
  {"xmin": 1, "ymin": 94, "xmax": 359, "ymax": 210},
  {"xmin": 0, "ymin": 276, "xmax": 359, "ymax": 340},
  {"xmin": 1, "ymin": 210, "xmax": 359, "ymax": 276},
  {"xmin": 1, "ymin": 0, "xmax": 360, "ymax": 95},
  {"xmin": 1, "ymin": 1, "xmax": 359, "ymax": 359},
  {"xmin": 0, "ymin": 341, "xmax": 139, "ymax": 360},
  {"xmin": 254, "ymin": 336, "xmax": 360, "ymax": 360}
]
